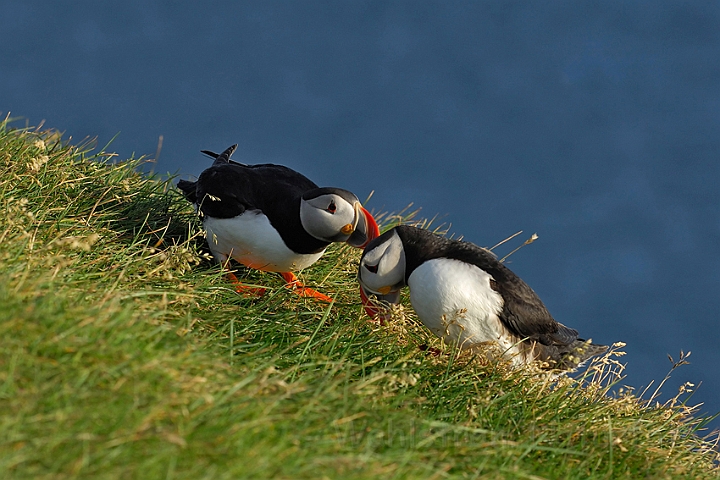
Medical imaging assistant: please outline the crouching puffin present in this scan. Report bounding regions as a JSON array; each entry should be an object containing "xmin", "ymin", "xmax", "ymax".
[
  {"xmin": 357, "ymin": 225, "xmax": 607, "ymax": 369},
  {"xmin": 178, "ymin": 144, "xmax": 379, "ymax": 301}
]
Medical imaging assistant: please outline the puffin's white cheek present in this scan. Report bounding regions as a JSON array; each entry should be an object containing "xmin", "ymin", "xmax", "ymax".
[
  {"xmin": 379, "ymin": 246, "xmax": 405, "ymax": 287},
  {"xmin": 300, "ymin": 207, "xmax": 332, "ymax": 239},
  {"xmin": 358, "ymin": 269, "xmax": 381, "ymax": 293},
  {"xmin": 338, "ymin": 202, "xmax": 355, "ymax": 224}
]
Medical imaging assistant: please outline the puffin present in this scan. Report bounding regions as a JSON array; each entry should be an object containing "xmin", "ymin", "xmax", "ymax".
[
  {"xmin": 178, "ymin": 144, "xmax": 380, "ymax": 301},
  {"xmin": 357, "ymin": 225, "xmax": 607, "ymax": 369}
]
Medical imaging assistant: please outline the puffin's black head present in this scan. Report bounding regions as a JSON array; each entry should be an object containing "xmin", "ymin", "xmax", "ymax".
[{"xmin": 300, "ymin": 187, "xmax": 379, "ymax": 248}]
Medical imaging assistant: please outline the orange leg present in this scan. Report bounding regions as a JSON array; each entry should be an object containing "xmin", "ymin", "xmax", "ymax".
[
  {"xmin": 225, "ymin": 271, "xmax": 267, "ymax": 297},
  {"xmin": 279, "ymin": 272, "xmax": 333, "ymax": 302}
]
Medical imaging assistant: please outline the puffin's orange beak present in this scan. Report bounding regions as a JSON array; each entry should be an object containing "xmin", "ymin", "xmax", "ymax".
[
  {"xmin": 359, "ymin": 284, "xmax": 399, "ymax": 324},
  {"xmin": 360, "ymin": 284, "xmax": 381, "ymax": 319},
  {"xmin": 346, "ymin": 206, "xmax": 380, "ymax": 249},
  {"xmin": 362, "ymin": 207, "xmax": 380, "ymax": 241}
]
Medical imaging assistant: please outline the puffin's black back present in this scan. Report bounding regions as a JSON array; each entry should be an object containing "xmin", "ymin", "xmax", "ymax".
[
  {"xmin": 194, "ymin": 163, "xmax": 318, "ymax": 219},
  {"xmin": 392, "ymin": 225, "xmax": 580, "ymax": 348}
]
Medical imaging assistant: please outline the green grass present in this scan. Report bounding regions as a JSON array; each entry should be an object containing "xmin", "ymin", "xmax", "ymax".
[{"xmin": 0, "ymin": 117, "xmax": 718, "ymax": 479}]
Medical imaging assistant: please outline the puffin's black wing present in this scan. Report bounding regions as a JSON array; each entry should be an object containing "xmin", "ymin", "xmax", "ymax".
[
  {"xmin": 193, "ymin": 165, "xmax": 252, "ymax": 218},
  {"xmin": 488, "ymin": 268, "xmax": 579, "ymax": 346},
  {"xmin": 396, "ymin": 225, "xmax": 578, "ymax": 347},
  {"xmin": 192, "ymin": 163, "xmax": 313, "ymax": 218},
  {"xmin": 452, "ymin": 243, "xmax": 579, "ymax": 346}
]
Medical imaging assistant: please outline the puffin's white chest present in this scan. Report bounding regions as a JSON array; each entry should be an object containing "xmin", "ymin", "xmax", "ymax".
[
  {"xmin": 407, "ymin": 258, "xmax": 512, "ymax": 350},
  {"xmin": 203, "ymin": 212, "xmax": 325, "ymax": 272}
]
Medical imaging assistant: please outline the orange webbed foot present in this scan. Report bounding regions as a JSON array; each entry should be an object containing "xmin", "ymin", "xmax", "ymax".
[
  {"xmin": 280, "ymin": 272, "xmax": 333, "ymax": 302},
  {"xmin": 226, "ymin": 271, "xmax": 267, "ymax": 297}
]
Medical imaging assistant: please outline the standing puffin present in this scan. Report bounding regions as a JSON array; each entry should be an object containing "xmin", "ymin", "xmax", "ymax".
[
  {"xmin": 178, "ymin": 144, "xmax": 380, "ymax": 301},
  {"xmin": 357, "ymin": 225, "xmax": 607, "ymax": 369}
]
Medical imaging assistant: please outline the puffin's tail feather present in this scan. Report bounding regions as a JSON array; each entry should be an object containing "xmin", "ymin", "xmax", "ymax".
[
  {"xmin": 556, "ymin": 339, "xmax": 608, "ymax": 370},
  {"xmin": 177, "ymin": 179, "xmax": 197, "ymax": 203},
  {"xmin": 202, "ymin": 144, "xmax": 241, "ymax": 166}
]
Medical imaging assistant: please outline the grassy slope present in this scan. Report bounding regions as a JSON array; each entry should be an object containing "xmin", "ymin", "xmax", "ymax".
[{"xmin": 0, "ymin": 120, "xmax": 717, "ymax": 479}]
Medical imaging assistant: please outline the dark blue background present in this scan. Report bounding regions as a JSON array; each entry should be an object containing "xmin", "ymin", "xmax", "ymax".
[{"xmin": 3, "ymin": 2, "xmax": 719, "ymax": 431}]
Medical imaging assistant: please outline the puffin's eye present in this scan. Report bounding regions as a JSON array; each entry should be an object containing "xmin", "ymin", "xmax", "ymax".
[
  {"xmin": 327, "ymin": 201, "xmax": 337, "ymax": 214},
  {"xmin": 364, "ymin": 263, "xmax": 378, "ymax": 274}
]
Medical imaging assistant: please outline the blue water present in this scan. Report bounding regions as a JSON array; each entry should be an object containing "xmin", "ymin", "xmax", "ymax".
[{"xmin": 3, "ymin": 2, "xmax": 719, "ymax": 431}]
